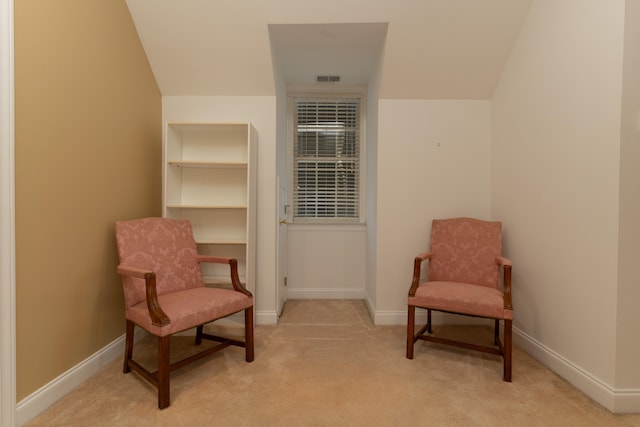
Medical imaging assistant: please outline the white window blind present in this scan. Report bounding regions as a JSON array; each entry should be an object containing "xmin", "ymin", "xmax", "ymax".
[{"xmin": 293, "ymin": 98, "xmax": 360, "ymax": 222}]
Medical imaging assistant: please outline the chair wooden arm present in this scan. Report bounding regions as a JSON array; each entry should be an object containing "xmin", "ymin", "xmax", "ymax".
[
  {"xmin": 195, "ymin": 255, "xmax": 233, "ymax": 265},
  {"xmin": 408, "ymin": 252, "xmax": 432, "ymax": 297},
  {"xmin": 502, "ymin": 264, "xmax": 512, "ymax": 310},
  {"xmin": 117, "ymin": 264, "xmax": 152, "ymax": 279},
  {"xmin": 496, "ymin": 256, "xmax": 512, "ymax": 267},
  {"xmin": 495, "ymin": 255, "xmax": 513, "ymax": 311},
  {"xmin": 117, "ymin": 264, "xmax": 170, "ymax": 327},
  {"xmin": 196, "ymin": 256, "xmax": 253, "ymax": 297}
]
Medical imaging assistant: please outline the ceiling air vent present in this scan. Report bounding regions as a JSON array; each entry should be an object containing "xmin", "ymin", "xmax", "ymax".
[{"xmin": 317, "ymin": 75, "xmax": 340, "ymax": 83}]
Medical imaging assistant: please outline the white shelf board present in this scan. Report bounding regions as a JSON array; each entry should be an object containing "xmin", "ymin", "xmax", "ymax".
[
  {"xmin": 168, "ymin": 161, "xmax": 247, "ymax": 169},
  {"xmin": 166, "ymin": 204, "xmax": 247, "ymax": 209}
]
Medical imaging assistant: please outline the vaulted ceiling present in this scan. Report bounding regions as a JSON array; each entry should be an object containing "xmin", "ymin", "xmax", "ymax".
[{"xmin": 126, "ymin": 0, "xmax": 532, "ymax": 99}]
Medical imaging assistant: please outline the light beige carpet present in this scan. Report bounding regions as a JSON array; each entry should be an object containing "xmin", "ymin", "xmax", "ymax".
[{"xmin": 27, "ymin": 300, "xmax": 640, "ymax": 426}]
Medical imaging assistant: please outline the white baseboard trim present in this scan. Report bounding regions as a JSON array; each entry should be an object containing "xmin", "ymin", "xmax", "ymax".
[
  {"xmin": 514, "ymin": 327, "xmax": 640, "ymax": 414},
  {"xmin": 256, "ymin": 309, "xmax": 278, "ymax": 325},
  {"xmin": 16, "ymin": 332, "xmax": 128, "ymax": 426},
  {"xmin": 373, "ymin": 309, "xmax": 413, "ymax": 325},
  {"xmin": 614, "ymin": 390, "xmax": 640, "ymax": 414},
  {"xmin": 286, "ymin": 287, "xmax": 365, "ymax": 300}
]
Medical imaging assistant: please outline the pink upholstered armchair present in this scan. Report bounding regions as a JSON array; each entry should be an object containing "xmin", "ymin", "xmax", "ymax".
[
  {"xmin": 114, "ymin": 217, "xmax": 254, "ymax": 409},
  {"xmin": 406, "ymin": 217, "xmax": 513, "ymax": 381}
]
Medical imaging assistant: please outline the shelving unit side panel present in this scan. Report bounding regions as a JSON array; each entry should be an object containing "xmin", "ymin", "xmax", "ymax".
[
  {"xmin": 165, "ymin": 124, "xmax": 185, "ymax": 216},
  {"xmin": 245, "ymin": 125, "xmax": 258, "ymax": 292},
  {"xmin": 166, "ymin": 124, "xmax": 184, "ymax": 161},
  {"xmin": 165, "ymin": 163, "xmax": 184, "ymax": 207}
]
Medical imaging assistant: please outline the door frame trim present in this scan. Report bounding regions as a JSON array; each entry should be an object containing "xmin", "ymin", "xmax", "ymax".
[{"xmin": 0, "ymin": 0, "xmax": 16, "ymax": 424}]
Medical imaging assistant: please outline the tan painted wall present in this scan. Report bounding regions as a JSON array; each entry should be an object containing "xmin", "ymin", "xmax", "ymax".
[{"xmin": 14, "ymin": 1, "xmax": 161, "ymax": 400}]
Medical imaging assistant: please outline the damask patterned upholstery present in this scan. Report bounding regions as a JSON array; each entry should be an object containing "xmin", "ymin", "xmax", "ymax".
[
  {"xmin": 427, "ymin": 218, "xmax": 502, "ymax": 288},
  {"xmin": 115, "ymin": 217, "xmax": 205, "ymax": 309}
]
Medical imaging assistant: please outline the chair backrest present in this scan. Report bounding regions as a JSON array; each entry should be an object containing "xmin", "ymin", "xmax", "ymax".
[
  {"xmin": 115, "ymin": 217, "xmax": 204, "ymax": 309},
  {"xmin": 427, "ymin": 217, "xmax": 502, "ymax": 289}
]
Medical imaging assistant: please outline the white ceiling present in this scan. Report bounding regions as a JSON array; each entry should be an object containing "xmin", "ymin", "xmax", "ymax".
[{"xmin": 126, "ymin": 0, "xmax": 532, "ymax": 99}]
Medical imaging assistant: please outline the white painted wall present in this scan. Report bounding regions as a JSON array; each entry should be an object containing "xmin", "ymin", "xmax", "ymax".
[
  {"xmin": 365, "ymin": 48, "xmax": 384, "ymax": 313},
  {"xmin": 492, "ymin": 0, "xmax": 625, "ymax": 404},
  {"xmin": 162, "ymin": 96, "xmax": 278, "ymax": 324},
  {"xmin": 616, "ymin": 0, "xmax": 640, "ymax": 392},
  {"xmin": 287, "ymin": 225, "xmax": 366, "ymax": 299},
  {"xmin": 374, "ymin": 99, "xmax": 492, "ymax": 324}
]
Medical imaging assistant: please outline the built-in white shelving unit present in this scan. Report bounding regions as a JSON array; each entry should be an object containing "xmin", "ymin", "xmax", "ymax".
[{"xmin": 163, "ymin": 122, "xmax": 257, "ymax": 292}]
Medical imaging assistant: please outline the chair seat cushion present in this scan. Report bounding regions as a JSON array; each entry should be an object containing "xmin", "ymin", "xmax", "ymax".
[
  {"xmin": 126, "ymin": 287, "xmax": 253, "ymax": 337},
  {"xmin": 409, "ymin": 281, "xmax": 513, "ymax": 320}
]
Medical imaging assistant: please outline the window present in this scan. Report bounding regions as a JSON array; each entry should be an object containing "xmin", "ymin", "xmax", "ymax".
[{"xmin": 291, "ymin": 97, "xmax": 362, "ymax": 223}]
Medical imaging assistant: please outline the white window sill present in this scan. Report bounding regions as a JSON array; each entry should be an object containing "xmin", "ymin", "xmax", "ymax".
[{"xmin": 287, "ymin": 222, "xmax": 367, "ymax": 232}]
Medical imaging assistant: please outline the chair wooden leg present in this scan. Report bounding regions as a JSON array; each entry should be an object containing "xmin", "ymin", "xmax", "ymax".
[
  {"xmin": 427, "ymin": 309, "xmax": 432, "ymax": 333},
  {"xmin": 245, "ymin": 306, "xmax": 254, "ymax": 363},
  {"xmin": 406, "ymin": 305, "xmax": 415, "ymax": 359},
  {"xmin": 503, "ymin": 319, "xmax": 512, "ymax": 382},
  {"xmin": 123, "ymin": 320, "xmax": 134, "ymax": 374},
  {"xmin": 158, "ymin": 336, "xmax": 170, "ymax": 409},
  {"xmin": 195, "ymin": 325, "xmax": 203, "ymax": 345},
  {"xmin": 494, "ymin": 319, "xmax": 500, "ymax": 346}
]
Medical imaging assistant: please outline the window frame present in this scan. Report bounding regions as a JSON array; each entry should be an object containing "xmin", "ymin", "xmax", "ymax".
[{"xmin": 287, "ymin": 91, "xmax": 366, "ymax": 225}]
